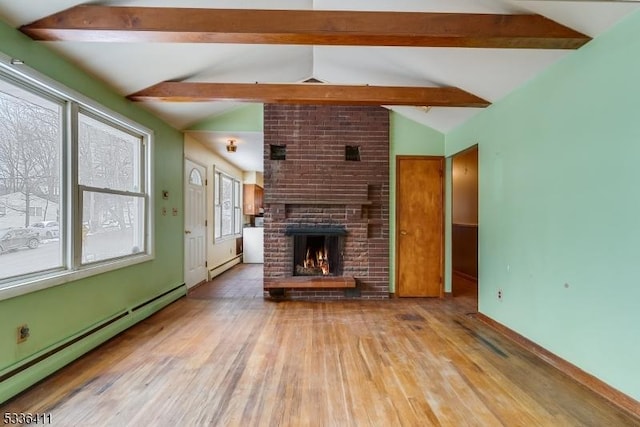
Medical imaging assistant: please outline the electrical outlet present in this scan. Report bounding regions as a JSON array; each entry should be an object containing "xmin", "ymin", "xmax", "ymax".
[
  {"xmin": 497, "ymin": 289, "xmax": 503, "ymax": 302},
  {"xmin": 17, "ymin": 324, "xmax": 30, "ymax": 343}
]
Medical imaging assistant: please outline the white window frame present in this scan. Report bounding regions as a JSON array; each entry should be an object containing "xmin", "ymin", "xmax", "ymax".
[
  {"xmin": 0, "ymin": 53, "xmax": 154, "ymax": 302},
  {"xmin": 213, "ymin": 169, "xmax": 241, "ymax": 242},
  {"xmin": 76, "ymin": 108, "xmax": 148, "ymax": 266},
  {"xmin": 233, "ymin": 180, "xmax": 241, "ymax": 235}
]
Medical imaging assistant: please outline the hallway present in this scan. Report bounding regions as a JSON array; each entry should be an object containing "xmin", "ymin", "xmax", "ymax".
[
  {"xmin": 1, "ymin": 265, "xmax": 636, "ymax": 426},
  {"xmin": 190, "ymin": 264, "xmax": 265, "ymax": 299}
]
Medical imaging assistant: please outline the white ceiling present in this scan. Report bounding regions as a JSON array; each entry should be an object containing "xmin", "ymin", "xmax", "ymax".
[
  {"xmin": 0, "ymin": 1, "xmax": 639, "ymax": 173},
  {"xmin": 187, "ymin": 129, "xmax": 264, "ymax": 173}
]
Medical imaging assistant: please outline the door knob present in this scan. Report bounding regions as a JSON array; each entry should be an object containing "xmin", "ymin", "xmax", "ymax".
[
  {"xmin": 400, "ymin": 230, "xmax": 408, "ymax": 235},
  {"xmin": 185, "ymin": 230, "xmax": 192, "ymax": 234}
]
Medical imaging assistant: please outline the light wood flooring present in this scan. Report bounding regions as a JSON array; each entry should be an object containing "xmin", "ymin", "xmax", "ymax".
[{"xmin": 2, "ymin": 264, "xmax": 638, "ymax": 426}]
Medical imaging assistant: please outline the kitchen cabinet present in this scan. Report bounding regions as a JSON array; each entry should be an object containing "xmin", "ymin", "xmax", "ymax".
[{"xmin": 243, "ymin": 184, "xmax": 263, "ymax": 215}]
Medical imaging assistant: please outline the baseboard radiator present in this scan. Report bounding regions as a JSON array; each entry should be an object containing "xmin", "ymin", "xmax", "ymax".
[
  {"xmin": 209, "ymin": 254, "xmax": 243, "ymax": 280},
  {"xmin": 0, "ymin": 283, "xmax": 186, "ymax": 404}
]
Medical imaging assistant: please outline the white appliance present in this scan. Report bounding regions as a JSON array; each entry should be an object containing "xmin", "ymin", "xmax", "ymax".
[{"xmin": 243, "ymin": 227, "xmax": 264, "ymax": 263}]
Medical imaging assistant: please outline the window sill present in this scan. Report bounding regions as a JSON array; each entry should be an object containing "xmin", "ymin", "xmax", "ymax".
[
  {"xmin": 0, "ymin": 253, "xmax": 154, "ymax": 303},
  {"xmin": 214, "ymin": 234, "xmax": 241, "ymax": 244}
]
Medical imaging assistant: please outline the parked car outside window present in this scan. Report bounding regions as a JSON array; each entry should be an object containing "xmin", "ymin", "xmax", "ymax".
[
  {"xmin": 29, "ymin": 221, "xmax": 60, "ymax": 239},
  {"xmin": 0, "ymin": 228, "xmax": 40, "ymax": 254}
]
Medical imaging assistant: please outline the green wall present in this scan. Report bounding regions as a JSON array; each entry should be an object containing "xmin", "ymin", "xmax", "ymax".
[
  {"xmin": 389, "ymin": 112, "xmax": 445, "ymax": 293},
  {"xmin": 447, "ymin": 11, "xmax": 640, "ymax": 400},
  {"xmin": 188, "ymin": 103, "xmax": 263, "ymax": 132},
  {"xmin": 0, "ymin": 20, "xmax": 185, "ymax": 401}
]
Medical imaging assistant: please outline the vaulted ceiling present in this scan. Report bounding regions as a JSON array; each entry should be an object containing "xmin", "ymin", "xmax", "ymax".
[{"xmin": 0, "ymin": 1, "xmax": 639, "ymax": 172}]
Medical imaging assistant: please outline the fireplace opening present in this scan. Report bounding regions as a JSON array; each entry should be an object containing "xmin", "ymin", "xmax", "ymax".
[
  {"xmin": 287, "ymin": 226, "xmax": 346, "ymax": 277},
  {"xmin": 293, "ymin": 235, "xmax": 344, "ymax": 276}
]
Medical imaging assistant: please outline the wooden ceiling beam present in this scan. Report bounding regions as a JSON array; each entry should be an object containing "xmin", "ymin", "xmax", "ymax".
[
  {"xmin": 127, "ymin": 82, "xmax": 490, "ymax": 108},
  {"xmin": 21, "ymin": 6, "xmax": 590, "ymax": 49}
]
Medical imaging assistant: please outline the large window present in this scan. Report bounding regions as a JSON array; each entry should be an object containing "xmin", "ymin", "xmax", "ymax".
[
  {"xmin": 214, "ymin": 170, "xmax": 241, "ymax": 240},
  {"xmin": 0, "ymin": 73, "xmax": 64, "ymax": 281},
  {"xmin": 0, "ymin": 56, "xmax": 152, "ymax": 297},
  {"xmin": 78, "ymin": 112, "xmax": 146, "ymax": 263}
]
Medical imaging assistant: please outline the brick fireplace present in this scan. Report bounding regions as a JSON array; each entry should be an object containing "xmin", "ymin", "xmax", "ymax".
[{"xmin": 263, "ymin": 104, "xmax": 389, "ymax": 299}]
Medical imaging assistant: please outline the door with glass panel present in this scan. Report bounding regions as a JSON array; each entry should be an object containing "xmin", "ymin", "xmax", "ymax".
[{"xmin": 184, "ymin": 159, "xmax": 207, "ymax": 288}]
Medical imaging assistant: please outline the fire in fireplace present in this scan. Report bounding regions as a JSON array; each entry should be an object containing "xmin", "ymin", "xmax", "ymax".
[
  {"xmin": 295, "ymin": 235, "xmax": 337, "ymax": 276},
  {"xmin": 286, "ymin": 226, "xmax": 346, "ymax": 277}
]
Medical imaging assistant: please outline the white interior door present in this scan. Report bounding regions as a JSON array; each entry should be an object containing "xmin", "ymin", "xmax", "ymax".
[{"xmin": 184, "ymin": 159, "xmax": 207, "ymax": 288}]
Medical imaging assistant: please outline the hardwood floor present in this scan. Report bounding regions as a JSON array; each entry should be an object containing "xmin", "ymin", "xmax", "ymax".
[
  {"xmin": 189, "ymin": 264, "xmax": 265, "ymax": 299},
  {"xmin": 2, "ymin": 264, "xmax": 638, "ymax": 426}
]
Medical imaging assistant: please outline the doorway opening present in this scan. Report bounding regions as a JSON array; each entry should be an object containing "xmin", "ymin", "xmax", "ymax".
[{"xmin": 451, "ymin": 145, "xmax": 478, "ymax": 311}]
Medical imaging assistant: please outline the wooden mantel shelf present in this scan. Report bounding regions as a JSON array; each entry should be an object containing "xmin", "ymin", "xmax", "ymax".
[
  {"xmin": 265, "ymin": 199, "xmax": 372, "ymax": 206},
  {"xmin": 265, "ymin": 276, "xmax": 356, "ymax": 289}
]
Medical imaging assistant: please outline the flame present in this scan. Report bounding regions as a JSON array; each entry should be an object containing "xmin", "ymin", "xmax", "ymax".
[
  {"xmin": 301, "ymin": 245, "xmax": 330, "ymax": 275},
  {"xmin": 304, "ymin": 248, "xmax": 313, "ymax": 268}
]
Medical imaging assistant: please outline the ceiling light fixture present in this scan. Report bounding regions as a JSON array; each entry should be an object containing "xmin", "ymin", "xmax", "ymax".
[{"xmin": 226, "ymin": 139, "xmax": 237, "ymax": 153}]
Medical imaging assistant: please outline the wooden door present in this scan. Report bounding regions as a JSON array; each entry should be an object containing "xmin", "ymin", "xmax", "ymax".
[{"xmin": 396, "ymin": 156, "xmax": 444, "ymax": 297}]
